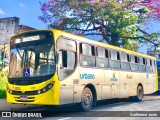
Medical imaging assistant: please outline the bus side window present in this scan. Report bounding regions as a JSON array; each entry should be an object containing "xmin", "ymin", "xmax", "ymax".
[
  {"xmin": 80, "ymin": 43, "xmax": 95, "ymax": 67},
  {"xmin": 130, "ymin": 55, "xmax": 139, "ymax": 72},
  {"xmin": 146, "ymin": 59, "xmax": 153, "ymax": 73},
  {"xmin": 152, "ymin": 60, "xmax": 156, "ymax": 73},
  {"xmin": 96, "ymin": 47, "xmax": 109, "ymax": 68},
  {"xmin": 139, "ymin": 57, "xmax": 146, "ymax": 72},
  {"xmin": 110, "ymin": 50, "xmax": 121, "ymax": 70},
  {"xmin": 121, "ymin": 52, "xmax": 130, "ymax": 70}
]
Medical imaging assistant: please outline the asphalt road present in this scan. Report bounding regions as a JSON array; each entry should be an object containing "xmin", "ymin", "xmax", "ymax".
[{"xmin": 1, "ymin": 95, "xmax": 160, "ymax": 120}]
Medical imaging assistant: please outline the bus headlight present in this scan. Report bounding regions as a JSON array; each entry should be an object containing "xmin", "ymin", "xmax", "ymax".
[
  {"xmin": 7, "ymin": 88, "xmax": 12, "ymax": 94},
  {"xmin": 9, "ymin": 90, "xmax": 12, "ymax": 94},
  {"xmin": 37, "ymin": 81, "xmax": 55, "ymax": 94}
]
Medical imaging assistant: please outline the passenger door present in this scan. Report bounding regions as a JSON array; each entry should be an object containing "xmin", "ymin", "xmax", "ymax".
[{"xmin": 57, "ymin": 37, "xmax": 78, "ymax": 104}]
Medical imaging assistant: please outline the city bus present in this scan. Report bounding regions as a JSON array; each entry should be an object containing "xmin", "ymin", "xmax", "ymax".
[{"xmin": 7, "ymin": 30, "xmax": 158, "ymax": 111}]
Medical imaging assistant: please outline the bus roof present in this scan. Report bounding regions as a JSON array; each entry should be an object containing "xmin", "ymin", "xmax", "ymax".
[
  {"xmin": 53, "ymin": 29, "xmax": 156, "ymax": 60},
  {"xmin": 10, "ymin": 29, "xmax": 156, "ymax": 60}
]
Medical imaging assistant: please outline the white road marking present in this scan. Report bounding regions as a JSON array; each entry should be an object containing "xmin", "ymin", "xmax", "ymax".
[
  {"xmin": 131, "ymin": 103, "xmax": 138, "ymax": 105},
  {"xmin": 58, "ymin": 117, "xmax": 70, "ymax": 120},
  {"xmin": 112, "ymin": 106, "xmax": 122, "ymax": 109}
]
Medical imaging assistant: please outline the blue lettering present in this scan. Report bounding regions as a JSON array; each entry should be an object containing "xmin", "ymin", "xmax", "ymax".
[
  {"xmin": 80, "ymin": 73, "xmax": 95, "ymax": 79},
  {"xmin": 80, "ymin": 74, "xmax": 84, "ymax": 79}
]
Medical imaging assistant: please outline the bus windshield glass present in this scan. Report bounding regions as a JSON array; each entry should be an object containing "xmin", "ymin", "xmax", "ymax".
[{"xmin": 9, "ymin": 31, "xmax": 55, "ymax": 78}]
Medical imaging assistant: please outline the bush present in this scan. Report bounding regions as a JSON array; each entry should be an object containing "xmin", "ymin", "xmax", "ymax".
[
  {"xmin": 0, "ymin": 70, "xmax": 8, "ymax": 98},
  {"xmin": 0, "ymin": 89, "xmax": 6, "ymax": 98}
]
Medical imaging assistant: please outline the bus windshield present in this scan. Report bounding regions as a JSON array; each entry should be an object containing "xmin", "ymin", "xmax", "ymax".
[{"xmin": 9, "ymin": 43, "xmax": 55, "ymax": 78}]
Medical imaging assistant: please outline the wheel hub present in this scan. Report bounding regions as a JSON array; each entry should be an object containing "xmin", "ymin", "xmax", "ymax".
[{"xmin": 84, "ymin": 93, "xmax": 91, "ymax": 106}]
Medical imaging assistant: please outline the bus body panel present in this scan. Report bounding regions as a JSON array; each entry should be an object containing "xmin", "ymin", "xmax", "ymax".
[
  {"xmin": 7, "ymin": 73, "xmax": 60, "ymax": 105},
  {"xmin": 104, "ymin": 70, "xmax": 119, "ymax": 99},
  {"xmin": 119, "ymin": 71, "xmax": 132, "ymax": 98},
  {"xmin": 59, "ymin": 68, "xmax": 80, "ymax": 104},
  {"xmin": 79, "ymin": 67, "xmax": 103, "ymax": 100}
]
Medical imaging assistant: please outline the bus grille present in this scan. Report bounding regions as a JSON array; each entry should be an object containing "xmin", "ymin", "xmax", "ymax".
[
  {"xmin": 15, "ymin": 100, "xmax": 35, "ymax": 102},
  {"xmin": 14, "ymin": 97, "xmax": 35, "ymax": 102},
  {"xmin": 12, "ymin": 90, "xmax": 38, "ymax": 95}
]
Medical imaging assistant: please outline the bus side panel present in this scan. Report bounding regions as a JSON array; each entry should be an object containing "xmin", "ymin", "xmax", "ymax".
[
  {"xmin": 58, "ymin": 77, "xmax": 75, "ymax": 104},
  {"xmin": 79, "ymin": 68, "xmax": 104, "ymax": 100},
  {"xmin": 60, "ymin": 86, "xmax": 74, "ymax": 104},
  {"xmin": 104, "ymin": 70, "xmax": 119, "ymax": 99},
  {"xmin": 58, "ymin": 67, "xmax": 85, "ymax": 104},
  {"xmin": 73, "ymin": 86, "xmax": 84, "ymax": 103},
  {"xmin": 119, "ymin": 71, "xmax": 132, "ymax": 98},
  {"xmin": 102, "ymin": 85, "xmax": 111, "ymax": 99},
  {"xmin": 132, "ymin": 72, "xmax": 145, "ymax": 95},
  {"xmin": 142, "ymin": 73, "xmax": 147, "ymax": 94},
  {"xmin": 146, "ymin": 73, "xmax": 156, "ymax": 94}
]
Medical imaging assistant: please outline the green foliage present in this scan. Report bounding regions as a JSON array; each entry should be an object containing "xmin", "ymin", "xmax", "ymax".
[
  {"xmin": 0, "ymin": 71, "xmax": 7, "ymax": 98},
  {"xmin": 39, "ymin": 0, "xmax": 160, "ymax": 51},
  {"xmin": 0, "ymin": 89, "xmax": 6, "ymax": 98}
]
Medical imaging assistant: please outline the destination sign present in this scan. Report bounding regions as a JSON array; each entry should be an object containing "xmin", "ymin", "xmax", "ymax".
[
  {"xmin": 13, "ymin": 34, "xmax": 46, "ymax": 44},
  {"xmin": 10, "ymin": 31, "xmax": 53, "ymax": 45},
  {"xmin": 15, "ymin": 35, "xmax": 41, "ymax": 44}
]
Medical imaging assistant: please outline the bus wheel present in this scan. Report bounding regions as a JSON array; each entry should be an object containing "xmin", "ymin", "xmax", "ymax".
[
  {"xmin": 135, "ymin": 85, "xmax": 143, "ymax": 102},
  {"xmin": 80, "ymin": 87, "xmax": 93, "ymax": 111}
]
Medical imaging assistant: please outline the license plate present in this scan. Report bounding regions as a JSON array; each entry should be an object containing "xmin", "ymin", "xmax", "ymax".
[{"xmin": 20, "ymin": 96, "xmax": 27, "ymax": 101}]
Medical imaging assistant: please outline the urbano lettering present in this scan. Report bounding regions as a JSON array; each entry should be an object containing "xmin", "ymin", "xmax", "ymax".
[{"xmin": 80, "ymin": 73, "xmax": 95, "ymax": 79}]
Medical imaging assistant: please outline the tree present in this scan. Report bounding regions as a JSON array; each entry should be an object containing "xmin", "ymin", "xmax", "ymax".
[
  {"xmin": 140, "ymin": 0, "xmax": 160, "ymax": 20},
  {"xmin": 39, "ymin": 0, "xmax": 160, "ymax": 51}
]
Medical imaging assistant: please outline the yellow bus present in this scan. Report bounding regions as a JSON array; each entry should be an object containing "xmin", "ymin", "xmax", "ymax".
[{"xmin": 7, "ymin": 30, "xmax": 158, "ymax": 111}]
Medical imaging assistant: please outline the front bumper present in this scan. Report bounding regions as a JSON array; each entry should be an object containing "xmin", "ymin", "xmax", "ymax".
[{"xmin": 6, "ymin": 89, "xmax": 59, "ymax": 105}]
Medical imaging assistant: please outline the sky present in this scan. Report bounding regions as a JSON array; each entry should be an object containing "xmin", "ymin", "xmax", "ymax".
[
  {"xmin": 0, "ymin": 0, "xmax": 47, "ymax": 29},
  {"xmin": 0, "ymin": 0, "xmax": 160, "ymax": 53}
]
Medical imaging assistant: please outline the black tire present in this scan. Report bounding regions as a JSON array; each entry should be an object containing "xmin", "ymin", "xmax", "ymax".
[
  {"xmin": 135, "ymin": 85, "xmax": 143, "ymax": 102},
  {"xmin": 129, "ymin": 85, "xmax": 143, "ymax": 102},
  {"xmin": 80, "ymin": 87, "xmax": 93, "ymax": 111}
]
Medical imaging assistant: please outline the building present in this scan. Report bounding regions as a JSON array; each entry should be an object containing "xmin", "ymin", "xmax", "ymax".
[
  {"xmin": 17, "ymin": 25, "xmax": 36, "ymax": 34},
  {"xmin": 0, "ymin": 17, "xmax": 36, "ymax": 44},
  {"xmin": 0, "ymin": 17, "xmax": 19, "ymax": 44}
]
